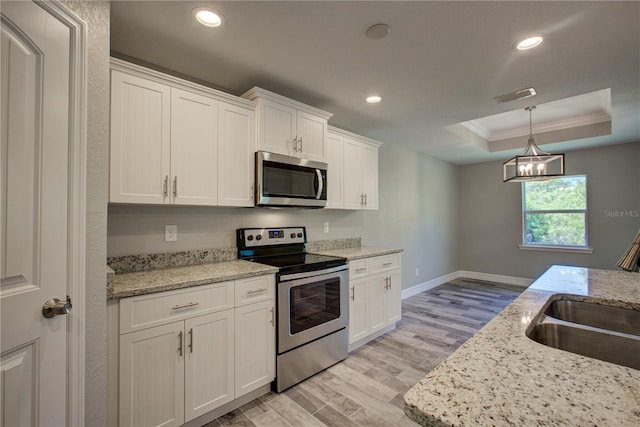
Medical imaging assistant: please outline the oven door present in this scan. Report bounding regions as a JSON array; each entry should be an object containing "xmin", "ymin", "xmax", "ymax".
[
  {"xmin": 277, "ymin": 265, "xmax": 348, "ymax": 353},
  {"xmin": 256, "ymin": 151, "xmax": 327, "ymax": 208}
]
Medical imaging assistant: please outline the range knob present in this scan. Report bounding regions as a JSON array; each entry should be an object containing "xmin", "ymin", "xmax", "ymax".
[
  {"xmin": 247, "ymin": 235, "xmax": 254, "ymax": 241},
  {"xmin": 256, "ymin": 235, "xmax": 262, "ymax": 241},
  {"xmin": 297, "ymin": 232, "xmax": 303, "ymax": 238},
  {"xmin": 290, "ymin": 233, "xmax": 296, "ymax": 239}
]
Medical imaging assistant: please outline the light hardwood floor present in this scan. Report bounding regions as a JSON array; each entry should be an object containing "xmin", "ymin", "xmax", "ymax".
[{"xmin": 204, "ymin": 278, "xmax": 523, "ymax": 427}]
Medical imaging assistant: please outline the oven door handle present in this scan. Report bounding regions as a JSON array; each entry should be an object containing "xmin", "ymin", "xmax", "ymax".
[{"xmin": 279, "ymin": 264, "xmax": 348, "ymax": 282}]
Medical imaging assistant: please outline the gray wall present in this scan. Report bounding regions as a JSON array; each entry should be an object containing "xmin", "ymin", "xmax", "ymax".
[
  {"xmin": 107, "ymin": 143, "xmax": 459, "ymax": 290},
  {"xmin": 60, "ymin": 1, "xmax": 110, "ymax": 426},
  {"xmin": 458, "ymin": 142, "xmax": 640, "ymax": 279}
]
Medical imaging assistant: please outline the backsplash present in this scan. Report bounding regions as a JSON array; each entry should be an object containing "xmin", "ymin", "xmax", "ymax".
[
  {"xmin": 107, "ymin": 247, "xmax": 237, "ymax": 273},
  {"xmin": 107, "ymin": 238, "xmax": 361, "ymax": 274}
]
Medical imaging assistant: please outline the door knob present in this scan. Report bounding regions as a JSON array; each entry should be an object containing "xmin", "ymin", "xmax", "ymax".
[{"xmin": 42, "ymin": 296, "xmax": 72, "ymax": 318}]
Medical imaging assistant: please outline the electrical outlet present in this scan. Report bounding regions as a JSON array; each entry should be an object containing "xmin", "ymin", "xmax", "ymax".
[
  {"xmin": 323, "ymin": 222, "xmax": 329, "ymax": 233},
  {"xmin": 165, "ymin": 225, "xmax": 177, "ymax": 242}
]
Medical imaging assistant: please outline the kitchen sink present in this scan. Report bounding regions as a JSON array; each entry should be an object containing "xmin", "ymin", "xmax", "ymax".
[{"xmin": 526, "ymin": 297, "xmax": 640, "ymax": 370}]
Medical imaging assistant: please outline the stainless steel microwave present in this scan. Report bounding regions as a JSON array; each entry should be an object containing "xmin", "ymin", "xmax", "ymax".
[{"xmin": 255, "ymin": 151, "xmax": 328, "ymax": 208}]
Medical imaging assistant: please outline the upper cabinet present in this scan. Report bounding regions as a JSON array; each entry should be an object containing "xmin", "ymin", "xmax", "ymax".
[
  {"xmin": 242, "ymin": 87, "xmax": 332, "ymax": 162},
  {"xmin": 327, "ymin": 126, "xmax": 382, "ymax": 210},
  {"xmin": 109, "ymin": 59, "xmax": 255, "ymax": 207}
]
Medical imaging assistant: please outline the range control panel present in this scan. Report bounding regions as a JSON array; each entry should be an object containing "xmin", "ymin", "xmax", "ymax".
[{"xmin": 238, "ymin": 227, "xmax": 306, "ymax": 248}]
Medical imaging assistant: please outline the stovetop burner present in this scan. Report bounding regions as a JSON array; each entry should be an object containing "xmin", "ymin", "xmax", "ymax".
[{"xmin": 237, "ymin": 226, "xmax": 347, "ymax": 274}]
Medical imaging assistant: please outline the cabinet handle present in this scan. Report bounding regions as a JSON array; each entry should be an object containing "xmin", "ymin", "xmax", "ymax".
[
  {"xmin": 188, "ymin": 328, "xmax": 194, "ymax": 353},
  {"xmin": 178, "ymin": 331, "xmax": 183, "ymax": 357},
  {"xmin": 173, "ymin": 176, "xmax": 178, "ymax": 197},
  {"xmin": 163, "ymin": 175, "xmax": 168, "ymax": 197},
  {"xmin": 247, "ymin": 288, "xmax": 267, "ymax": 295},
  {"xmin": 298, "ymin": 137, "xmax": 302, "ymax": 151},
  {"xmin": 355, "ymin": 267, "xmax": 367, "ymax": 272},
  {"xmin": 292, "ymin": 137, "xmax": 299, "ymax": 152},
  {"xmin": 383, "ymin": 262, "xmax": 393, "ymax": 267},
  {"xmin": 172, "ymin": 302, "xmax": 199, "ymax": 310},
  {"xmin": 364, "ymin": 193, "xmax": 368, "ymax": 207},
  {"xmin": 350, "ymin": 285, "xmax": 355, "ymax": 301},
  {"xmin": 270, "ymin": 307, "xmax": 275, "ymax": 327}
]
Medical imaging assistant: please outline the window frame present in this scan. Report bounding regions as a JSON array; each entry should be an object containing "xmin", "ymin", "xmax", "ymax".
[{"xmin": 520, "ymin": 175, "xmax": 592, "ymax": 253}]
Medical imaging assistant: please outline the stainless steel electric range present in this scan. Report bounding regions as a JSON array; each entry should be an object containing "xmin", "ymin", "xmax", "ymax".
[{"xmin": 237, "ymin": 226, "xmax": 348, "ymax": 392}]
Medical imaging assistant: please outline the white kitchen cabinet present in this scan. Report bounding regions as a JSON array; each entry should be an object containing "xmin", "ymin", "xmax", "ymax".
[
  {"xmin": 347, "ymin": 253, "xmax": 402, "ymax": 349},
  {"xmin": 110, "ymin": 70, "xmax": 171, "ymax": 204},
  {"xmin": 117, "ymin": 275, "xmax": 275, "ymax": 427},
  {"xmin": 110, "ymin": 59, "xmax": 256, "ymax": 207},
  {"xmin": 331, "ymin": 127, "xmax": 381, "ymax": 210},
  {"xmin": 326, "ymin": 131, "xmax": 344, "ymax": 208},
  {"xmin": 235, "ymin": 300, "xmax": 275, "ymax": 395},
  {"xmin": 170, "ymin": 87, "xmax": 218, "ymax": 205},
  {"xmin": 119, "ymin": 321, "xmax": 185, "ymax": 427},
  {"xmin": 243, "ymin": 87, "xmax": 332, "ymax": 162}
]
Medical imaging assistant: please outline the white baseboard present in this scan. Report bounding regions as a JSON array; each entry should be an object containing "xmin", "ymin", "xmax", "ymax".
[
  {"xmin": 401, "ymin": 272, "xmax": 459, "ymax": 299},
  {"xmin": 401, "ymin": 270, "xmax": 532, "ymax": 299},
  {"xmin": 458, "ymin": 270, "xmax": 533, "ymax": 288}
]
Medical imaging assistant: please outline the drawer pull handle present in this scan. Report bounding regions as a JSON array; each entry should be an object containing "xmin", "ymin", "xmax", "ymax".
[
  {"xmin": 270, "ymin": 307, "xmax": 275, "ymax": 326},
  {"xmin": 350, "ymin": 286, "xmax": 355, "ymax": 301},
  {"xmin": 247, "ymin": 288, "xmax": 267, "ymax": 295},
  {"xmin": 383, "ymin": 262, "xmax": 393, "ymax": 266},
  {"xmin": 188, "ymin": 328, "xmax": 194, "ymax": 353},
  {"xmin": 178, "ymin": 331, "xmax": 183, "ymax": 357},
  {"xmin": 355, "ymin": 268, "xmax": 367, "ymax": 272},
  {"xmin": 172, "ymin": 302, "xmax": 199, "ymax": 310}
]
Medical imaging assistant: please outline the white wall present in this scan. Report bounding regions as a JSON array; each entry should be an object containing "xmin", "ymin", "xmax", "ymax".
[
  {"xmin": 458, "ymin": 142, "xmax": 640, "ymax": 279},
  {"xmin": 60, "ymin": 1, "xmax": 110, "ymax": 426}
]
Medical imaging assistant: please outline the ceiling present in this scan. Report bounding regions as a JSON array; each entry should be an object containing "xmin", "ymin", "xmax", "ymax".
[{"xmin": 110, "ymin": 1, "xmax": 640, "ymax": 165}]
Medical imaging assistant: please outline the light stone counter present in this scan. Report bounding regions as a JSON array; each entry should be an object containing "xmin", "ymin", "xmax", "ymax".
[
  {"xmin": 109, "ymin": 260, "xmax": 278, "ymax": 300},
  {"xmin": 404, "ymin": 265, "xmax": 640, "ymax": 426},
  {"xmin": 312, "ymin": 246, "xmax": 403, "ymax": 261}
]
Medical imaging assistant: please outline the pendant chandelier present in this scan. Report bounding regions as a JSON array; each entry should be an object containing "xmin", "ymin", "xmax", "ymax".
[{"xmin": 503, "ymin": 106, "xmax": 565, "ymax": 182}]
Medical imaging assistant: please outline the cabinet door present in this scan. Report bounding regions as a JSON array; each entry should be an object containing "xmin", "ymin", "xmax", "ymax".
[
  {"xmin": 119, "ymin": 322, "xmax": 184, "ymax": 427},
  {"xmin": 368, "ymin": 273, "xmax": 387, "ymax": 334},
  {"xmin": 361, "ymin": 143, "xmax": 379, "ymax": 210},
  {"xmin": 234, "ymin": 300, "xmax": 275, "ymax": 396},
  {"xmin": 326, "ymin": 132, "xmax": 344, "ymax": 209},
  {"xmin": 184, "ymin": 311, "xmax": 235, "ymax": 422},
  {"xmin": 296, "ymin": 111, "xmax": 327, "ymax": 162},
  {"xmin": 170, "ymin": 88, "xmax": 218, "ymax": 205},
  {"xmin": 218, "ymin": 102, "xmax": 255, "ymax": 207},
  {"xmin": 385, "ymin": 270, "xmax": 402, "ymax": 324},
  {"xmin": 348, "ymin": 277, "xmax": 369, "ymax": 344},
  {"xmin": 110, "ymin": 70, "xmax": 171, "ymax": 204},
  {"xmin": 343, "ymin": 137, "xmax": 363, "ymax": 209},
  {"xmin": 258, "ymin": 98, "xmax": 296, "ymax": 156}
]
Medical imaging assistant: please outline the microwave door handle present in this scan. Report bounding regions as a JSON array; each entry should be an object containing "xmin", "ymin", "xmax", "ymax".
[{"xmin": 315, "ymin": 169, "xmax": 323, "ymax": 199}]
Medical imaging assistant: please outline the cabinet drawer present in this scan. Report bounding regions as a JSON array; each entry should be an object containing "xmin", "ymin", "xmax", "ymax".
[
  {"xmin": 369, "ymin": 253, "xmax": 401, "ymax": 274},
  {"xmin": 120, "ymin": 281, "xmax": 234, "ymax": 334},
  {"xmin": 235, "ymin": 275, "xmax": 275, "ymax": 307},
  {"xmin": 349, "ymin": 259, "xmax": 369, "ymax": 279}
]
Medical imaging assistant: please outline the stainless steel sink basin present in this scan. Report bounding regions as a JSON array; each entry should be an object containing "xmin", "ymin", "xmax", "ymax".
[{"xmin": 526, "ymin": 297, "xmax": 640, "ymax": 370}]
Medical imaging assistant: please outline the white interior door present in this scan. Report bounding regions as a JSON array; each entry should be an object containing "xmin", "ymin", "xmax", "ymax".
[{"xmin": 1, "ymin": 1, "xmax": 72, "ymax": 425}]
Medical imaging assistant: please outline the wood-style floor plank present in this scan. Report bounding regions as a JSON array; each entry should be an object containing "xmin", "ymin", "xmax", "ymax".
[{"xmin": 202, "ymin": 279, "xmax": 522, "ymax": 427}]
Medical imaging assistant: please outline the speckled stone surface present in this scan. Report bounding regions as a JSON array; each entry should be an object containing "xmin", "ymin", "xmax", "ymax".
[
  {"xmin": 107, "ymin": 247, "xmax": 237, "ymax": 274},
  {"xmin": 312, "ymin": 246, "xmax": 403, "ymax": 260},
  {"xmin": 109, "ymin": 260, "xmax": 278, "ymax": 300},
  {"xmin": 106, "ymin": 266, "xmax": 115, "ymax": 299},
  {"xmin": 404, "ymin": 265, "xmax": 640, "ymax": 426},
  {"xmin": 306, "ymin": 238, "xmax": 361, "ymax": 252}
]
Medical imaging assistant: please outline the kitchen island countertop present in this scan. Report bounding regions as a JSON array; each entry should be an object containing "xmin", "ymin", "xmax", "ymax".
[{"xmin": 404, "ymin": 265, "xmax": 640, "ymax": 426}]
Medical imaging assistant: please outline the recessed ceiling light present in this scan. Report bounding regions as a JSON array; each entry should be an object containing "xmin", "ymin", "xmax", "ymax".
[
  {"xmin": 366, "ymin": 24, "xmax": 391, "ymax": 40},
  {"xmin": 516, "ymin": 36, "xmax": 543, "ymax": 51},
  {"xmin": 366, "ymin": 95, "xmax": 382, "ymax": 104},
  {"xmin": 194, "ymin": 8, "xmax": 223, "ymax": 28}
]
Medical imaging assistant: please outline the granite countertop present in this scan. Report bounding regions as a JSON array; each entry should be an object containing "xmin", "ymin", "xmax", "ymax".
[
  {"xmin": 109, "ymin": 260, "xmax": 278, "ymax": 300},
  {"xmin": 404, "ymin": 265, "xmax": 640, "ymax": 426},
  {"xmin": 312, "ymin": 246, "xmax": 403, "ymax": 261}
]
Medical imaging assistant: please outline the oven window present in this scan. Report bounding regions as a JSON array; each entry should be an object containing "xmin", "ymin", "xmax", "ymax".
[{"xmin": 289, "ymin": 277, "xmax": 341, "ymax": 334}]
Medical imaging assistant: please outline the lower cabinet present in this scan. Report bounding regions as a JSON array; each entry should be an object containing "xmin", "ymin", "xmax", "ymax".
[
  {"xmin": 348, "ymin": 253, "xmax": 402, "ymax": 348},
  {"xmin": 118, "ymin": 275, "xmax": 275, "ymax": 427}
]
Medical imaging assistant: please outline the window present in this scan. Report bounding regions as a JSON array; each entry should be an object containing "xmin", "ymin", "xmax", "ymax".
[{"xmin": 522, "ymin": 175, "xmax": 588, "ymax": 249}]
